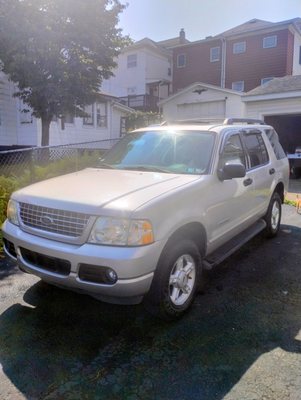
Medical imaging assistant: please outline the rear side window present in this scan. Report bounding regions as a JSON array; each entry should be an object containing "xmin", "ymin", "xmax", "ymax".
[
  {"xmin": 265, "ymin": 129, "xmax": 286, "ymax": 160},
  {"xmin": 243, "ymin": 131, "xmax": 269, "ymax": 168}
]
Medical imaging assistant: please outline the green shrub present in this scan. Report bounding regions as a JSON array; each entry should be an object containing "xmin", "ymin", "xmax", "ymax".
[{"xmin": 0, "ymin": 150, "xmax": 104, "ymax": 253}]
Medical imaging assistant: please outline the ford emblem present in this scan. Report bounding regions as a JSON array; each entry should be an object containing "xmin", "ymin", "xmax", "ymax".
[{"xmin": 40, "ymin": 215, "xmax": 54, "ymax": 225}]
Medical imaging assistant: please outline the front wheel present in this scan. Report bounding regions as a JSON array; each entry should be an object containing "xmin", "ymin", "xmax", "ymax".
[
  {"xmin": 264, "ymin": 192, "xmax": 282, "ymax": 238},
  {"xmin": 144, "ymin": 240, "xmax": 202, "ymax": 320}
]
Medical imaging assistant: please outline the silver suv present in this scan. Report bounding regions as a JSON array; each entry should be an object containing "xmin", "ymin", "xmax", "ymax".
[{"xmin": 2, "ymin": 118, "xmax": 289, "ymax": 319}]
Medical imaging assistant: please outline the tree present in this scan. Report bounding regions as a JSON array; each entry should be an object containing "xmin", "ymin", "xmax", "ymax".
[
  {"xmin": 125, "ymin": 111, "xmax": 162, "ymax": 132},
  {"xmin": 0, "ymin": 0, "xmax": 129, "ymax": 146}
]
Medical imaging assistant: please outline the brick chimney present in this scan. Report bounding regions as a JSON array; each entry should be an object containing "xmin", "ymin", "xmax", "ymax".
[{"xmin": 179, "ymin": 28, "xmax": 186, "ymax": 44}]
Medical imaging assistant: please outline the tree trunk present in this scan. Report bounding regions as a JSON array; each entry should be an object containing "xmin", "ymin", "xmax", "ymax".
[{"xmin": 41, "ymin": 117, "xmax": 52, "ymax": 147}]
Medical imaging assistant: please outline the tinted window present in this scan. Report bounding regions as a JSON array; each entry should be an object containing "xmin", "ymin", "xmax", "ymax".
[
  {"xmin": 265, "ymin": 129, "xmax": 286, "ymax": 160},
  {"xmin": 243, "ymin": 132, "xmax": 269, "ymax": 168},
  {"xmin": 219, "ymin": 134, "xmax": 246, "ymax": 168}
]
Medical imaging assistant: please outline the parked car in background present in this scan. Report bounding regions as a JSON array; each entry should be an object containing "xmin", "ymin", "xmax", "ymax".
[{"xmin": 2, "ymin": 118, "xmax": 289, "ymax": 320}]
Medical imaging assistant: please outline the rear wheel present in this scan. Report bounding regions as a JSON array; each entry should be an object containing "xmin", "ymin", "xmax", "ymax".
[
  {"xmin": 264, "ymin": 192, "xmax": 282, "ymax": 238},
  {"xmin": 144, "ymin": 240, "xmax": 203, "ymax": 320}
]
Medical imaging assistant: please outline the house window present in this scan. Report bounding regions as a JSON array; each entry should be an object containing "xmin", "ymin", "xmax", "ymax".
[
  {"xmin": 177, "ymin": 54, "xmax": 186, "ymax": 68},
  {"xmin": 210, "ymin": 47, "xmax": 220, "ymax": 62},
  {"xmin": 64, "ymin": 113, "xmax": 74, "ymax": 124},
  {"xmin": 232, "ymin": 81, "xmax": 244, "ymax": 92},
  {"xmin": 120, "ymin": 116, "xmax": 127, "ymax": 136},
  {"xmin": 83, "ymin": 104, "xmax": 94, "ymax": 126},
  {"xmin": 19, "ymin": 100, "xmax": 32, "ymax": 124},
  {"xmin": 127, "ymin": 87, "xmax": 137, "ymax": 95},
  {"xmin": 261, "ymin": 77, "xmax": 274, "ymax": 85},
  {"xmin": 233, "ymin": 41, "xmax": 246, "ymax": 54},
  {"xmin": 263, "ymin": 35, "xmax": 277, "ymax": 48},
  {"xmin": 127, "ymin": 54, "xmax": 137, "ymax": 68},
  {"xmin": 96, "ymin": 102, "xmax": 107, "ymax": 128}
]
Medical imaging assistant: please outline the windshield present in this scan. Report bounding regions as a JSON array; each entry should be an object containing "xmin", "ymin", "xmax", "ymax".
[{"xmin": 98, "ymin": 130, "xmax": 215, "ymax": 175}]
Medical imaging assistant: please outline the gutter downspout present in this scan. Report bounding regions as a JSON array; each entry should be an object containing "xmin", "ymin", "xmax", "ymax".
[{"xmin": 221, "ymin": 37, "xmax": 226, "ymax": 89}]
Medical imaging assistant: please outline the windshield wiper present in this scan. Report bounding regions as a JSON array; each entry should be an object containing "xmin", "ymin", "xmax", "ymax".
[
  {"xmin": 121, "ymin": 165, "xmax": 169, "ymax": 173},
  {"xmin": 95, "ymin": 162, "xmax": 115, "ymax": 169}
]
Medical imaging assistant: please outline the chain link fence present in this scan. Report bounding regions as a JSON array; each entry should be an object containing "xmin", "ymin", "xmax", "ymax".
[{"xmin": 0, "ymin": 138, "xmax": 120, "ymax": 180}]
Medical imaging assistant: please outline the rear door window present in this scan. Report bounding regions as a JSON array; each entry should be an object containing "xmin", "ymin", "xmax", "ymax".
[{"xmin": 242, "ymin": 131, "xmax": 269, "ymax": 169}]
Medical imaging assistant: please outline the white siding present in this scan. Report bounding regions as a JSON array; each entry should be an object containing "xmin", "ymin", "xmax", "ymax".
[
  {"xmin": 102, "ymin": 52, "xmax": 147, "ymax": 97},
  {"xmin": 162, "ymin": 87, "xmax": 244, "ymax": 121},
  {"xmin": 102, "ymin": 45, "xmax": 171, "ymax": 98},
  {"xmin": 0, "ymin": 75, "xmax": 18, "ymax": 145},
  {"xmin": 145, "ymin": 48, "xmax": 171, "ymax": 84},
  {"xmin": 0, "ymin": 78, "xmax": 131, "ymax": 147},
  {"xmin": 245, "ymin": 97, "xmax": 301, "ymax": 119},
  {"xmin": 48, "ymin": 102, "xmax": 127, "ymax": 146},
  {"xmin": 177, "ymin": 100, "xmax": 226, "ymax": 120}
]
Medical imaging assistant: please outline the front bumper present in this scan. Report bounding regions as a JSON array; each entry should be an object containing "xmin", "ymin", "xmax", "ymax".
[{"xmin": 2, "ymin": 220, "xmax": 164, "ymax": 304}]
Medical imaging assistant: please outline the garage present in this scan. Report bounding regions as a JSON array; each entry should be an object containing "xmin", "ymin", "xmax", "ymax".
[
  {"xmin": 243, "ymin": 75, "xmax": 301, "ymax": 177},
  {"xmin": 177, "ymin": 100, "xmax": 226, "ymax": 120},
  {"xmin": 243, "ymin": 75, "xmax": 301, "ymax": 153},
  {"xmin": 159, "ymin": 82, "xmax": 244, "ymax": 122},
  {"xmin": 159, "ymin": 76, "xmax": 301, "ymax": 176},
  {"xmin": 264, "ymin": 113, "xmax": 301, "ymax": 153}
]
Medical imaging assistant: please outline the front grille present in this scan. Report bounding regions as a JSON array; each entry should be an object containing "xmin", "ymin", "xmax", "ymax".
[
  {"xmin": 20, "ymin": 247, "xmax": 71, "ymax": 276},
  {"xmin": 19, "ymin": 202, "xmax": 90, "ymax": 237}
]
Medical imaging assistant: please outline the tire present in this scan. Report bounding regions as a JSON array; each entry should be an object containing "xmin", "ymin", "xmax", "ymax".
[
  {"xmin": 144, "ymin": 239, "xmax": 203, "ymax": 320},
  {"xmin": 264, "ymin": 192, "xmax": 282, "ymax": 238}
]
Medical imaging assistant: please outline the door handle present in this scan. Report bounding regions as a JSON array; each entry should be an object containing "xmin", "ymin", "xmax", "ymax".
[
  {"xmin": 243, "ymin": 178, "xmax": 253, "ymax": 186},
  {"xmin": 269, "ymin": 168, "xmax": 275, "ymax": 175}
]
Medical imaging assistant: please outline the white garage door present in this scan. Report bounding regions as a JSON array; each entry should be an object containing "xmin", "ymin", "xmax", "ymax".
[{"xmin": 177, "ymin": 100, "xmax": 226, "ymax": 120}]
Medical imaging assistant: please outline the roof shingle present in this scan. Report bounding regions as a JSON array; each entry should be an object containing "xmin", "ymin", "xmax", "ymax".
[{"xmin": 244, "ymin": 75, "xmax": 301, "ymax": 96}]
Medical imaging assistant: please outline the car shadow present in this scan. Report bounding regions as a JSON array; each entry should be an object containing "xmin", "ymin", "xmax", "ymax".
[
  {"xmin": 0, "ymin": 222, "xmax": 301, "ymax": 399},
  {"xmin": 0, "ymin": 256, "xmax": 21, "ymax": 281}
]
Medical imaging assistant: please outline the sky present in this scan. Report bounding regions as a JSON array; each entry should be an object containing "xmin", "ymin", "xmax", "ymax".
[{"xmin": 118, "ymin": 0, "xmax": 301, "ymax": 42}]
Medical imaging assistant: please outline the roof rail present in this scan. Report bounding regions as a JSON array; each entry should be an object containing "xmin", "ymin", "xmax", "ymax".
[
  {"xmin": 223, "ymin": 118, "xmax": 265, "ymax": 125},
  {"xmin": 163, "ymin": 118, "xmax": 224, "ymax": 125}
]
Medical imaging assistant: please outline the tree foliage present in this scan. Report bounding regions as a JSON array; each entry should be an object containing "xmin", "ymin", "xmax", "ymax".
[
  {"xmin": 0, "ymin": 0, "xmax": 129, "ymax": 145},
  {"xmin": 125, "ymin": 111, "xmax": 162, "ymax": 132}
]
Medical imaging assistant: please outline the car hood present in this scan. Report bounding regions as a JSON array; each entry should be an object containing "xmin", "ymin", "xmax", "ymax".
[{"xmin": 13, "ymin": 168, "xmax": 200, "ymax": 216}]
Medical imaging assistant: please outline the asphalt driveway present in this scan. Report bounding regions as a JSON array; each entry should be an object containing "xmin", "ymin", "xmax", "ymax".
[{"xmin": 0, "ymin": 204, "xmax": 301, "ymax": 400}]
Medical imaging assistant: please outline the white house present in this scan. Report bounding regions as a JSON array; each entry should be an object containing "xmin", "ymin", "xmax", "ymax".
[
  {"xmin": 0, "ymin": 72, "xmax": 134, "ymax": 148},
  {"xmin": 101, "ymin": 38, "xmax": 174, "ymax": 111}
]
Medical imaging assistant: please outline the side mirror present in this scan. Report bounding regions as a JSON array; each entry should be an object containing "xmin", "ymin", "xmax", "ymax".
[{"xmin": 218, "ymin": 163, "xmax": 246, "ymax": 181}]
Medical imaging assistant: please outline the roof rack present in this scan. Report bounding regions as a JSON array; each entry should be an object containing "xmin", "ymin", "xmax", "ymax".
[
  {"xmin": 161, "ymin": 118, "xmax": 224, "ymax": 125},
  {"xmin": 223, "ymin": 118, "xmax": 265, "ymax": 125},
  {"xmin": 160, "ymin": 118, "xmax": 265, "ymax": 126}
]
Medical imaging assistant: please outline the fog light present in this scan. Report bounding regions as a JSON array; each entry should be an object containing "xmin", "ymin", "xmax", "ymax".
[{"xmin": 106, "ymin": 268, "xmax": 118, "ymax": 284}]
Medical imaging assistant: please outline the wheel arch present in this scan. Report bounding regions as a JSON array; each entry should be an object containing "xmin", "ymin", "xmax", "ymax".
[
  {"xmin": 274, "ymin": 182, "xmax": 285, "ymax": 203},
  {"xmin": 162, "ymin": 222, "xmax": 207, "ymax": 258}
]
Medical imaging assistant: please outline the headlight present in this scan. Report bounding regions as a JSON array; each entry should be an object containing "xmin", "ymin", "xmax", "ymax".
[
  {"xmin": 7, "ymin": 200, "xmax": 19, "ymax": 225},
  {"xmin": 88, "ymin": 217, "xmax": 154, "ymax": 246},
  {"xmin": 7, "ymin": 199, "xmax": 19, "ymax": 226}
]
